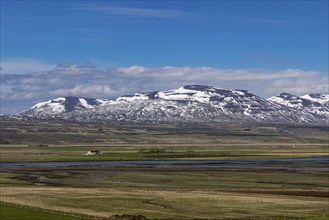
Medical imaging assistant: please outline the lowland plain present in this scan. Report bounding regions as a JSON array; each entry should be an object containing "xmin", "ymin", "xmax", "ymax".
[{"xmin": 0, "ymin": 120, "xmax": 328, "ymax": 219}]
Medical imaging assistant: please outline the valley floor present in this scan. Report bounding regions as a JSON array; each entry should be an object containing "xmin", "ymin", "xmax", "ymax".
[
  {"xmin": 0, "ymin": 121, "xmax": 328, "ymax": 219},
  {"xmin": 1, "ymin": 155, "xmax": 328, "ymax": 219}
]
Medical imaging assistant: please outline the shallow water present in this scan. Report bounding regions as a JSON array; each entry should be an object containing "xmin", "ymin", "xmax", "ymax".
[{"xmin": 1, "ymin": 156, "xmax": 328, "ymax": 168}]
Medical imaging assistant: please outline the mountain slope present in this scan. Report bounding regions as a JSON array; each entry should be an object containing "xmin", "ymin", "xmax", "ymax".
[
  {"xmin": 301, "ymin": 94, "xmax": 329, "ymax": 106},
  {"xmin": 268, "ymin": 93, "xmax": 329, "ymax": 117},
  {"xmin": 22, "ymin": 97, "xmax": 108, "ymax": 118},
  {"xmin": 18, "ymin": 85, "xmax": 328, "ymax": 124}
]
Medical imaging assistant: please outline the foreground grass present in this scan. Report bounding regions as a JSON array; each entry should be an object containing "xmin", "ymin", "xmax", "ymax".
[
  {"xmin": 1, "ymin": 186, "xmax": 328, "ymax": 219},
  {"xmin": 1, "ymin": 161, "xmax": 328, "ymax": 219},
  {"xmin": 0, "ymin": 202, "xmax": 87, "ymax": 220}
]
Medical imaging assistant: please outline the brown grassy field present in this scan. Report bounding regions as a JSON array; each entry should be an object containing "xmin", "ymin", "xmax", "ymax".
[
  {"xmin": 1, "ymin": 162, "xmax": 328, "ymax": 219},
  {"xmin": 1, "ymin": 120, "xmax": 328, "ymax": 146},
  {"xmin": 0, "ymin": 120, "xmax": 328, "ymax": 219}
]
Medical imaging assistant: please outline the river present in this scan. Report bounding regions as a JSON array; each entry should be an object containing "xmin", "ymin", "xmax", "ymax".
[{"xmin": 1, "ymin": 156, "xmax": 328, "ymax": 168}]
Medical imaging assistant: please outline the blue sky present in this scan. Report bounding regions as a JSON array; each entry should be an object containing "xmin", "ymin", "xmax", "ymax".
[{"xmin": 1, "ymin": 1, "xmax": 328, "ymax": 113}]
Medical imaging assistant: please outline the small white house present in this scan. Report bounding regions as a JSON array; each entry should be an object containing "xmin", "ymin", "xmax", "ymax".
[{"xmin": 85, "ymin": 150, "xmax": 102, "ymax": 155}]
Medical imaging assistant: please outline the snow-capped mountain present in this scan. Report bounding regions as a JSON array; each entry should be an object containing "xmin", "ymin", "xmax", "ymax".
[
  {"xmin": 22, "ymin": 97, "xmax": 109, "ymax": 118},
  {"xmin": 17, "ymin": 85, "xmax": 328, "ymax": 124},
  {"xmin": 301, "ymin": 94, "xmax": 329, "ymax": 106},
  {"xmin": 267, "ymin": 93, "xmax": 329, "ymax": 117}
]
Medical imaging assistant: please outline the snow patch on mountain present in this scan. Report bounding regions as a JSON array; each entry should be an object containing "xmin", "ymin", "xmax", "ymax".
[
  {"xmin": 22, "ymin": 97, "xmax": 107, "ymax": 118},
  {"xmin": 301, "ymin": 94, "xmax": 329, "ymax": 105}
]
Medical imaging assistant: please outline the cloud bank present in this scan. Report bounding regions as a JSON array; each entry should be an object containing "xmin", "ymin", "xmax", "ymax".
[
  {"xmin": 0, "ymin": 58, "xmax": 55, "ymax": 75},
  {"xmin": 1, "ymin": 60, "xmax": 328, "ymax": 114}
]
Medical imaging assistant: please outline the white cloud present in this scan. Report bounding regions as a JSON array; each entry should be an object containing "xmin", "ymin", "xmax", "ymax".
[
  {"xmin": 53, "ymin": 63, "xmax": 96, "ymax": 74},
  {"xmin": 75, "ymin": 4, "xmax": 188, "ymax": 19},
  {"xmin": 50, "ymin": 85, "xmax": 113, "ymax": 97},
  {"xmin": 0, "ymin": 58, "xmax": 55, "ymax": 75},
  {"xmin": 117, "ymin": 65, "xmax": 147, "ymax": 74},
  {"xmin": 270, "ymin": 77, "xmax": 329, "ymax": 95},
  {"xmin": 113, "ymin": 66, "xmax": 319, "ymax": 81}
]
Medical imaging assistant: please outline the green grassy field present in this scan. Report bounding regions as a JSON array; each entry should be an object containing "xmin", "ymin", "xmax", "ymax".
[{"xmin": 0, "ymin": 202, "xmax": 88, "ymax": 220}]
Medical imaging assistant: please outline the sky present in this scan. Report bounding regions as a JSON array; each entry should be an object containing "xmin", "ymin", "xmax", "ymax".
[{"xmin": 1, "ymin": 0, "xmax": 328, "ymax": 114}]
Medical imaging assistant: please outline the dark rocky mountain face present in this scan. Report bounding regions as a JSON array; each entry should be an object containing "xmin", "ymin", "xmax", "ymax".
[
  {"xmin": 12, "ymin": 85, "xmax": 329, "ymax": 124},
  {"xmin": 62, "ymin": 97, "xmax": 95, "ymax": 112}
]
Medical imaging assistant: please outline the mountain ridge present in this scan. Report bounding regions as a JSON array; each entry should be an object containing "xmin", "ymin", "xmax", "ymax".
[{"xmin": 9, "ymin": 85, "xmax": 329, "ymax": 124}]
